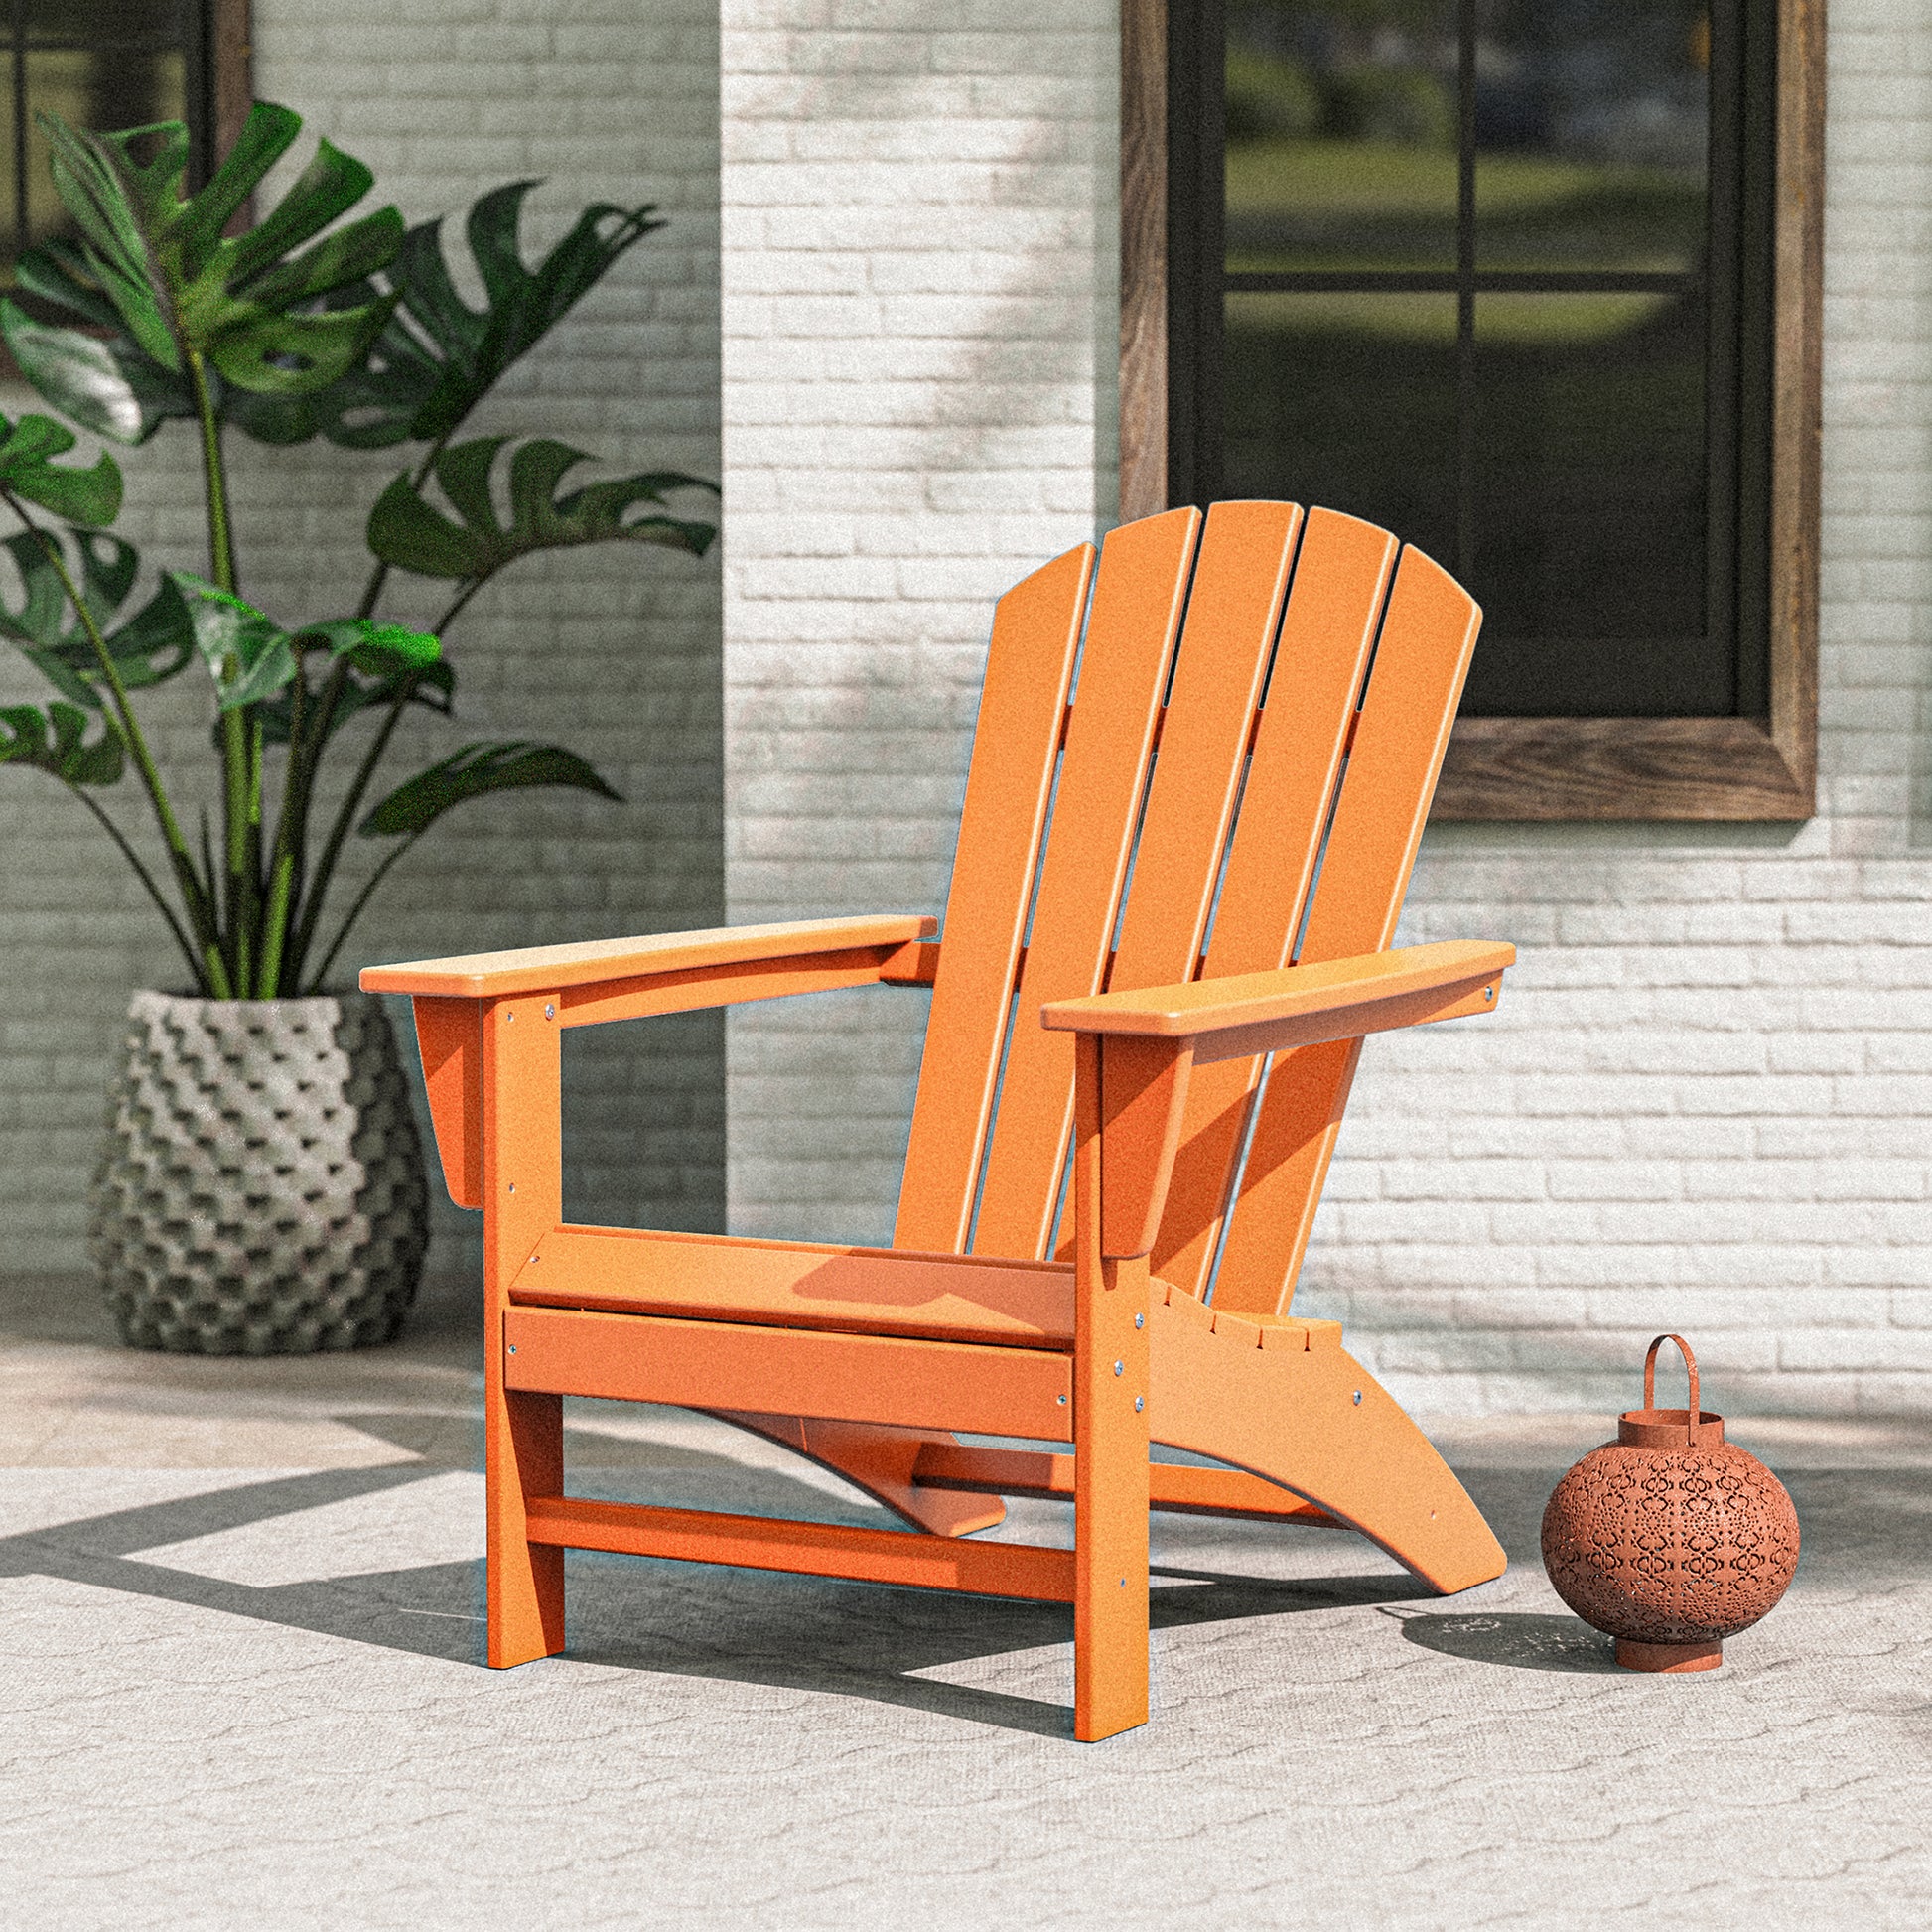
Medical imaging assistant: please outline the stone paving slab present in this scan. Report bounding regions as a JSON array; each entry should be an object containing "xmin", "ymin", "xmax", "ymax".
[{"xmin": 0, "ymin": 1276, "xmax": 1927, "ymax": 1928}]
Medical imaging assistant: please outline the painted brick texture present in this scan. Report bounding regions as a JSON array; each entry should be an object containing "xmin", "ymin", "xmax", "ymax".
[
  {"xmin": 722, "ymin": 0, "xmax": 1932, "ymax": 1416},
  {"xmin": 721, "ymin": 0, "xmax": 1118, "ymax": 1241},
  {"xmin": 0, "ymin": 0, "xmax": 724, "ymax": 1277}
]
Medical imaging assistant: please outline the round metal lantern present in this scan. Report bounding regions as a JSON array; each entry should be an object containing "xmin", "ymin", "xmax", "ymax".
[{"xmin": 1540, "ymin": 1334, "xmax": 1799, "ymax": 1673}]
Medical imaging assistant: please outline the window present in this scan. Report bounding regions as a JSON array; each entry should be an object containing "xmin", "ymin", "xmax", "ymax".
[
  {"xmin": 2, "ymin": 0, "xmax": 250, "ymax": 285},
  {"xmin": 1122, "ymin": 0, "xmax": 1822, "ymax": 820}
]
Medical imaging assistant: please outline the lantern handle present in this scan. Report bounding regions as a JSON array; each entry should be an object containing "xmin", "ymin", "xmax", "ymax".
[{"xmin": 1643, "ymin": 1333, "xmax": 1700, "ymax": 1445}]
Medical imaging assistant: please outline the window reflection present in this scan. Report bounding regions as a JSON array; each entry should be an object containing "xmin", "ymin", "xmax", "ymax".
[
  {"xmin": 1224, "ymin": 291, "xmax": 1460, "ymax": 565},
  {"xmin": 1466, "ymin": 293, "xmax": 1714, "ymax": 714},
  {"xmin": 1, "ymin": 1, "xmax": 192, "ymax": 282},
  {"xmin": 1227, "ymin": 0, "xmax": 1459, "ymax": 274},
  {"xmin": 1219, "ymin": 0, "xmax": 1723, "ymax": 714},
  {"xmin": 1226, "ymin": 0, "xmax": 1708, "ymax": 275},
  {"xmin": 1473, "ymin": 1, "xmax": 1708, "ymax": 273}
]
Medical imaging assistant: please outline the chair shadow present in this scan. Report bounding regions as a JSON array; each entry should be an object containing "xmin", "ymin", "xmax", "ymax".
[
  {"xmin": 2, "ymin": 1459, "xmax": 1431, "ymax": 1739},
  {"xmin": 1388, "ymin": 1607, "xmax": 1620, "ymax": 1675}
]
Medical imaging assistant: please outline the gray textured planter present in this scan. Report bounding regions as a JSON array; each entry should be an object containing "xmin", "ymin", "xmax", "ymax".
[{"xmin": 88, "ymin": 990, "xmax": 430, "ymax": 1354}]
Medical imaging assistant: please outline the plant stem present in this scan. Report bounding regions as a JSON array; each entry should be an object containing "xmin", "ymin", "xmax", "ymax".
[
  {"xmin": 256, "ymin": 651, "xmax": 313, "ymax": 997},
  {"xmin": 353, "ymin": 436, "xmax": 449, "ymax": 621},
  {"xmin": 185, "ymin": 346, "xmax": 258, "ymax": 990},
  {"xmin": 284, "ymin": 669, "xmax": 417, "ymax": 987},
  {"xmin": 305, "ymin": 828, "xmax": 421, "ymax": 993},
  {"xmin": 291, "ymin": 568, "xmax": 481, "ymax": 987},
  {"xmin": 278, "ymin": 652, "xmax": 351, "ymax": 955},
  {"xmin": 185, "ymin": 349, "xmax": 238, "ymax": 595},
  {"xmin": 430, "ymin": 575, "xmax": 486, "ymax": 635},
  {"xmin": 2, "ymin": 489, "xmax": 229, "ymax": 995},
  {"xmin": 69, "ymin": 785, "xmax": 205, "ymax": 988}
]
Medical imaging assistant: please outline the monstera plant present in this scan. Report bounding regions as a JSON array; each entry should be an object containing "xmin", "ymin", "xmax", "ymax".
[{"xmin": 0, "ymin": 103, "xmax": 716, "ymax": 1354}]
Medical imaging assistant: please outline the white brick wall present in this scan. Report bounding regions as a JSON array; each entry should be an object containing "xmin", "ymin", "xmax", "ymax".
[
  {"xmin": 0, "ymin": 0, "xmax": 723, "ymax": 1276},
  {"xmin": 722, "ymin": 0, "xmax": 1118, "ymax": 1239},
  {"xmin": 722, "ymin": 0, "xmax": 1932, "ymax": 1416}
]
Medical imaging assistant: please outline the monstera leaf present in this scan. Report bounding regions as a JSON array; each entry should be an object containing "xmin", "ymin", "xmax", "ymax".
[
  {"xmin": 0, "ymin": 412, "xmax": 122, "ymax": 524},
  {"xmin": 170, "ymin": 574, "xmax": 294, "ymax": 708},
  {"xmin": 4, "ymin": 168, "xmax": 663, "ymax": 455},
  {"xmin": 0, "ymin": 701, "xmax": 124, "ymax": 786},
  {"xmin": 311, "ymin": 181, "xmax": 664, "ymax": 449},
  {"xmin": 367, "ymin": 436, "xmax": 715, "ymax": 585},
  {"xmin": 170, "ymin": 575, "xmax": 442, "ymax": 713},
  {"xmin": 0, "ymin": 103, "xmax": 402, "ymax": 444},
  {"xmin": 360, "ymin": 740, "xmax": 621, "ymax": 840},
  {"xmin": 0, "ymin": 528, "xmax": 193, "ymax": 707},
  {"xmin": 256, "ymin": 656, "xmax": 455, "ymax": 749}
]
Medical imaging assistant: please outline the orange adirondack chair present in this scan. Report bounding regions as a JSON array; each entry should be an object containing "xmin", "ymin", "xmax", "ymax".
[{"xmin": 362, "ymin": 502, "xmax": 1513, "ymax": 1741}]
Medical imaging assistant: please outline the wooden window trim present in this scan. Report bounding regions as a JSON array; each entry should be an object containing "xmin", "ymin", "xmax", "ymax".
[
  {"xmin": 0, "ymin": 0, "xmax": 252, "ymax": 352},
  {"xmin": 212, "ymin": 0, "xmax": 255, "ymax": 163},
  {"xmin": 1120, "ymin": 0, "xmax": 1825, "ymax": 823}
]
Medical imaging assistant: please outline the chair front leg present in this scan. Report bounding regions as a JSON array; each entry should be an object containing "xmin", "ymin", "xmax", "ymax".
[
  {"xmin": 1072, "ymin": 1034, "xmax": 1152, "ymax": 1742},
  {"xmin": 483, "ymin": 992, "xmax": 567, "ymax": 1667}
]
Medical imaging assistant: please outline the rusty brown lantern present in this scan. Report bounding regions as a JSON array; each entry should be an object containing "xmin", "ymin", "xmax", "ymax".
[{"xmin": 1541, "ymin": 1334, "xmax": 1800, "ymax": 1673}]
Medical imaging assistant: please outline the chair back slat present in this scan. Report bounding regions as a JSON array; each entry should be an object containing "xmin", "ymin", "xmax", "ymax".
[
  {"xmin": 897, "ymin": 503, "xmax": 1478, "ymax": 1305},
  {"xmin": 969, "ymin": 508, "xmax": 1199, "ymax": 1260},
  {"xmin": 1210, "ymin": 543, "xmax": 1481, "ymax": 1314},
  {"xmin": 1150, "ymin": 508, "xmax": 1397, "ymax": 1298},
  {"xmin": 1106, "ymin": 501, "xmax": 1302, "ymax": 995},
  {"xmin": 894, "ymin": 542, "xmax": 1093, "ymax": 1254}
]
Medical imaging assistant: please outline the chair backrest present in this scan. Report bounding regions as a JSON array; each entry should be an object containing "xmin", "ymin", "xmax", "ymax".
[{"xmin": 893, "ymin": 502, "xmax": 1480, "ymax": 1317}]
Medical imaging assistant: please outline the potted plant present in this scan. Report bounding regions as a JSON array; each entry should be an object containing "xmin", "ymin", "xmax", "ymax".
[{"xmin": 0, "ymin": 102, "xmax": 716, "ymax": 1353}]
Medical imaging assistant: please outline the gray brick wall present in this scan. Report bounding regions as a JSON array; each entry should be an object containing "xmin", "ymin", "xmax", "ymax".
[
  {"xmin": 722, "ymin": 0, "xmax": 1117, "ymax": 1241},
  {"xmin": 0, "ymin": 0, "xmax": 724, "ymax": 1278},
  {"xmin": 721, "ymin": 0, "xmax": 1932, "ymax": 1416}
]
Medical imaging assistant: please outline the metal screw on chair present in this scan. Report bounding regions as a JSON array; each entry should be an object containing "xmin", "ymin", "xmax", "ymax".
[
  {"xmin": 1114, "ymin": 1360, "xmax": 1124, "ymax": 1376},
  {"xmin": 1135, "ymin": 1397, "xmax": 1144, "ymax": 1412},
  {"xmin": 1353, "ymin": 1390, "xmax": 1362, "ymax": 1405},
  {"xmin": 1135, "ymin": 1312, "xmax": 1144, "ymax": 1328},
  {"xmin": 507, "ymin": 1182, "xmax": 515, "ymax": 1193},
  {"xmin": 545, "ymin": 1003, "xmax": 555, "ymax": 1020},
  {"xmin": 1484, "ymin": 986, "xmax": 1494, "ymax": 1001}
]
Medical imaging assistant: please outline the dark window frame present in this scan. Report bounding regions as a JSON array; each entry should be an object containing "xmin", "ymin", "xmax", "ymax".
[
  {"xmin": 2, "ymin": 0, "xmax": 251, "ymax": 272},
  {"xmin": 1121, "ymin": 0, "xmax": 1823, "ymax": 822}
]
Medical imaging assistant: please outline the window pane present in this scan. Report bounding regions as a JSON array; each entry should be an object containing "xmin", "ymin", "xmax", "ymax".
[
  {"xmin": 1223, "ymin": 291, "xmax": 1459, "ymax": 566},
  {"xmin": 1461, "ymin": 290, "xmax": 1719, "ymax": 716},
  {"xmin": 3, "ymin": 5, "xmax": 190, "ymax": 283},
  {"xmin": 1472, "ymin": 0, "xmax": 1709, "ymax": 275},
  {"xmin": 1226, "ymin": 0, "xmax": 1460, "ymax": 274}
]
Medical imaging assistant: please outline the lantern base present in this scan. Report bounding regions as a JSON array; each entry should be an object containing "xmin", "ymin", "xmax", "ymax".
[{"xmin": 1615, "ymin": 1637, "xmax": 1723, "ymax": 1674}]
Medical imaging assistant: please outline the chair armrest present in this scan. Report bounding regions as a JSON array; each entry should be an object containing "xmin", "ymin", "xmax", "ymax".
[
  {"xmin": 360, "ymin": 913, "xmax": 937, "ymax": 1001},
  {"xmin": 1040, "ymin": 939, "xmax": 1513, "ymax": 1065},
  {"xmin": 1052, "ymin": 940, "xmax": 1513, "ymax": 1259},
  {"xmin": 363, "ymin": 914, "xmax": 935, "ymax": 1210}
]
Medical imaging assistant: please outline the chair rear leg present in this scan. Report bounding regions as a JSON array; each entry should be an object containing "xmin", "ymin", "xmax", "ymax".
[
  {"xmin": 1151, "ymin": 1295, "xmax": 1506, "ymax": 1593},
  {"xmin": 487, "ymin": 1384, "xmax": 566, "ymax": 1667}
]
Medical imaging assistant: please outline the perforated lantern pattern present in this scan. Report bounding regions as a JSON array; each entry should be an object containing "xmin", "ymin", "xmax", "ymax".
[
  {"xmin": 1540, "ymin": 1334, "xmax": 1799, "ymax": 1670},
  {"xmin": 1542, "ymin": 1443, "xmax": 1799, "ymax": 1644}
]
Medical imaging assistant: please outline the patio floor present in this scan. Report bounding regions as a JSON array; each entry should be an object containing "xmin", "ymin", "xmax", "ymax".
[{"xmin": 1, "ymin": 1273, "xmax": 1927, "ymax": 1930}]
